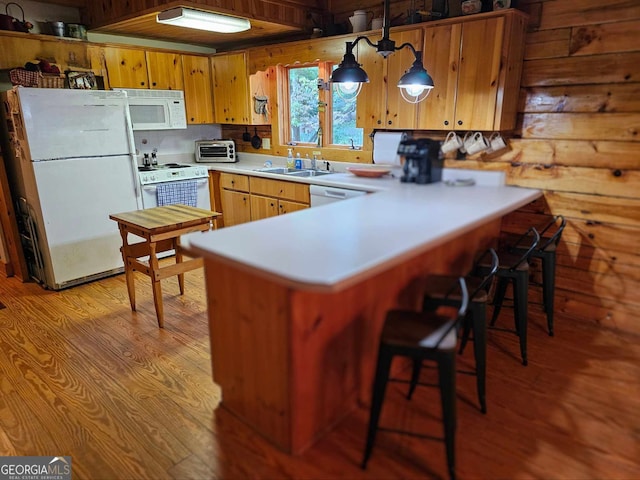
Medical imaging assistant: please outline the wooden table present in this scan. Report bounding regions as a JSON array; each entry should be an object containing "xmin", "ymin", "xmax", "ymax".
[{"xmin": 109, "ymin": 204, "xmax": 220, "ymax": 328}]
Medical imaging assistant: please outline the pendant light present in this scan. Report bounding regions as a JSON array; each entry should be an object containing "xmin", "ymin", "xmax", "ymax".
[{"xmin": 330, "ymin": 0, "xmax": 434, "ymax": 103}]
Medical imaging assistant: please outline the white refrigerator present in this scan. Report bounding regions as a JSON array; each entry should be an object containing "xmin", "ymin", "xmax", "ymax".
[{"xmin": 5, "ymin": 88, "xmax": 142, "ymax": 290}]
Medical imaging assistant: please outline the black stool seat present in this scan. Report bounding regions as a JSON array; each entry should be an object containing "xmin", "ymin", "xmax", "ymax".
[{"xmin": 362, "ymin": 278, "xmax": 469, "ymax": 480}]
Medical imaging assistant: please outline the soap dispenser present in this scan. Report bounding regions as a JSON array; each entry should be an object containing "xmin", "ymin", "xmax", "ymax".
[
  {"xmin": 287, "ymin": 148, "xmax": 294, "ymax": 169},
  {"xmin": 295, "ymin": 153, "xmax": 302, "ymax": 169}
]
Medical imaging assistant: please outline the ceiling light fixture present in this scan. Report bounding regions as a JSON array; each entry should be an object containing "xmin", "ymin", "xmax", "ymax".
[
  {"xmin": 330, "ymin": 0, "xmax": 434, "ymax": 103},
  {"xmin": 157, "ymin": 7, "xmax": 251, "ymax": 34}
]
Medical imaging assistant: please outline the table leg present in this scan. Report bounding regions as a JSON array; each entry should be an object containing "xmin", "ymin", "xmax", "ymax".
[
  {"xmin": 175, "ymin": 237, "xmax": 185, "ymax": 295},
  {"xmin": 118, "ymin": 226, "xmax": 136, "ymax": 311},
  {"xmin": 148, "ymin": 241, "xmax": 164, "ymax": 328}
]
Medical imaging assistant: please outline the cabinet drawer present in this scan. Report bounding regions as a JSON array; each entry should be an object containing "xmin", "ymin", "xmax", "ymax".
[
  {"xmin": 250, "ymin": 177, "xmax": 310, "ymax": 203},
  {"xmin": 220, "ymin": 173, "xmax": 249, "ymax": 192}
]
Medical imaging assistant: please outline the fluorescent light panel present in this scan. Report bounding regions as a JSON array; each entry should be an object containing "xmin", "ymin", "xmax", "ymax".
[{"xmin": 157, "ymin": 7, "xmax": 250, "ymax": 33}]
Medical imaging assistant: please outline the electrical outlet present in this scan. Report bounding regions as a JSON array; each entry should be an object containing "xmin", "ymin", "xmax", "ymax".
[
  {"xmin": 262, "ymin": 138, "xmax": 271, "ymax": 149},
  {"xmin": 312, "ymin": 150, "xmax": 321, "ymax": 156}
]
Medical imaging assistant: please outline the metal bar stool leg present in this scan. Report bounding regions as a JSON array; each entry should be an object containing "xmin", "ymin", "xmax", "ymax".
[
  {"xmin": 513, "ymin": 271, "xmax": 529, "ymax": 366},
  {"xmin": 438, "ymin": 352, "xmax": 457, "ymax": 480},
  {"xmin": 490, "ymin": 277, "xmax": 509, "ymax": 326},
  {"xmin": 362, "ymin": 346, "xmax": 393, "ymax": 469},
  {"xmin": 469, "ymin": 301, "xmax": 487, "ymax": 413},
  {"xmin": 541, "ymin": 251, "xmax": 556, "ymax": 336}
]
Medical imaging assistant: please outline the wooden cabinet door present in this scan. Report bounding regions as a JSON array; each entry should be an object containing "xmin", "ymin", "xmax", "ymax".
[
  {"xmin": 385, "ymin": 28, "xmax": 422, "ymax": 129},
  {"xmin": 454, "ymin": 16, "xmax": 505, "ymax": 130},
  {"xmin": 146, "ymin": 51, "xmax": 183, "ymax": 90},
  {"xmin": 220, "ymin": 190, "xmax": 251, "ymax": 226},
  {"xmin": 250, "ymin": 177, "xmax": 310, "ymax": 203},
  {"xmin": 250, "ymin": 195, "xmax": 279, "ymax": 221},
  {"xmin": 418, "ymin": 23, "xmax": 461, "ymax": 130},
  {"xmin": 211, "ymin": 52, "xmax": 250, "ymax": 124},
  {"xmin": 278, "ymin": 200, "xmax": 308, "ymax": 215},
  {"xmin": 356, "ymin": 33, "xmax": 387, "ymax": 129},
  {"xmin": 103, "ymin": 47, "xmax": 149, "ymax": 88},
  {"xmin": 356, "ymin": 28, "xmax": 422, "ymax": 129},
  {"xmin": 182, "ymin": 55, "xmax": 214, "ymax": 124}
]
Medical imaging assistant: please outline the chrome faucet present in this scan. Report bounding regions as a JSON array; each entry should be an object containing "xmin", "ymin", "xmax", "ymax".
[{"xmin": 311, "ymin": 153, "xmax": 318, "ymax": 171}]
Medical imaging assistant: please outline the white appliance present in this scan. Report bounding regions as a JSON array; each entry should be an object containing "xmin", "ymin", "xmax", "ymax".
[
  {"xmin": 309, "ymin": 184, "xmax": 367, "ymax": 206},
  {"xmin": 115, "ymin": 89, "xmax": 187, "ymax": 130},
  {"xmin": 138, "ymin": 164, "xmax": 210, "ymax": 210},
  {"xmin": 2, "ymin": 87, "xmax": 142, "ymax": 290}
]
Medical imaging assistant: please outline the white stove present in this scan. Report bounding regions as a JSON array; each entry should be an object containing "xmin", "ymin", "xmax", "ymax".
[{"xmin": 138, "ymin": 163, "xmax": 209, "ymax": 185}]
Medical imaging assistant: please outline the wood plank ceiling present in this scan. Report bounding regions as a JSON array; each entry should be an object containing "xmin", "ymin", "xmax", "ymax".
[{"xmin": 34, "ymin": 0, "xmax": 323, "ymax": 49}]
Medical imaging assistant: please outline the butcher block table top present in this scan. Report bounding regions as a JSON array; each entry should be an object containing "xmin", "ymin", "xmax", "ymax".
[
  {"xmin": 109, "ymin": 204, "xmax": 220, "ymax": 328},
  {"xmin": 109, "ymin": 204, "xmax": 219, "ymax": 237}
]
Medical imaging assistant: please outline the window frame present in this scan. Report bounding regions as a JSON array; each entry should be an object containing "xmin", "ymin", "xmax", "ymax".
[{"xmin": 281, "ymin": 62, "xmax": 361, "ymax": 150}]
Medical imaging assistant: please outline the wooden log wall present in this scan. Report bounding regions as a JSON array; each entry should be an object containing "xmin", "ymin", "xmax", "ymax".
[{"xmin": 454, "ymin": 0, "xmax": 640, "ymax": 335}]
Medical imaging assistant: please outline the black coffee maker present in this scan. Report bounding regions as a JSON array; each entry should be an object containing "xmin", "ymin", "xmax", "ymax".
[{"xmin": 398, "ymin": 138, "xmax": 443, "ymax": 185}]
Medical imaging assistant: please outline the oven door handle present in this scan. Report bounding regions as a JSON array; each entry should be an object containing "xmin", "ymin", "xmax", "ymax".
[{"xmin": 142, "ymin": 178, "xmax": 208, "ymax": 191}]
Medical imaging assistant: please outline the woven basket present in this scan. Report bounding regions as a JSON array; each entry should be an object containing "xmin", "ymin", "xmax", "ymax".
[
  {"xmin": 9, "ymin": 69, "xmax": 65, "ymax": 88},
  {"xmin": 38, "ymin": 74, "xmax": 65, "ymax": 88}
]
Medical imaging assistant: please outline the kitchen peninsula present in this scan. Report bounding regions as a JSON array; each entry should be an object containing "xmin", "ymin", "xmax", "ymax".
[{"xmin": 188, "ymin": 178, "xmax": 540, "ymax": 454}]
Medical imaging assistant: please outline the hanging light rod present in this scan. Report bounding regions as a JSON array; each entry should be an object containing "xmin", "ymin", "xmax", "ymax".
[
  {"xmin": 330, "ymin": 0, "xmax": 434, "ymax": 103},
  {"xmin": 157, "ymin": 7, "xmax": 251, "ymax": 34}
]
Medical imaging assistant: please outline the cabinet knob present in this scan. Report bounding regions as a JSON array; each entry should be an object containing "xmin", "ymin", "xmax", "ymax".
[
  {"xmin": 152, "ymin": 82, "xmax": 157, "ymax": 86},
  {"xmin": 270, "ymin": 203, "xmax": 275, "ymax": 207},
  {"xmin": 140, "ymin": 82, "xmax": 145, "ymax": 86},
  {"xmin": 444, "ymin": 120, "xmax": 449, "ymax": 126},
  {"xmin": 388, "ymin": 120, "xmax": 392, "ymax": 125},
  {"xmin": 457, "ymin": 120, "xmax": 463, "ymax": 126},
  {"xmin": 377, "ymin": 120, "xmax": 382, "ymax": 125}
]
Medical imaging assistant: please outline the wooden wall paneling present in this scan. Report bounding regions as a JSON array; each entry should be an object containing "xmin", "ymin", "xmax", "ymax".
[
  {"xmin": 569, "ymin": 19, "xmax": 640, "ymax": 56},
  {"xmin": 501, "ymin": 213, "xmax": 640, "ymax": 258},
  {"xmin": 524, "ymin": 28, "xmax": 571, "ymax": 60},
  {"xmin": 481, "ymin": 139, "xmax": 640, "ymax": 169},
  {"xmin": 538, "ymin": 0, "xmax": 640, "ymax": 30},
  {"xmin": 519, "ymin": 84, "xmax": 640, "ymax": 114},
  {"xmin": 521, "ymin": 52, "xmax": 640, "ymax": 87},
  {"xmin": 521, "ymin": 112, "xmax": 640, "ymax": 141},
  {"xmin": 504, "ymin": 164, "xmax": 640, "ymax": 199}
]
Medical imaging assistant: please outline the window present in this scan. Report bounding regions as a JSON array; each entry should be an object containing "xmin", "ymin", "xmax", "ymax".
[{"xmin": 286, "ymin": 63, "xmax": 363, "ymax": 149}]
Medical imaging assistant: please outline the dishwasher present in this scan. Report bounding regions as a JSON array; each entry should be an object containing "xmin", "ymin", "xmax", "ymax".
[{"xmin": 309, "ymin": 184, "xmax": 367, "ymax": 207}]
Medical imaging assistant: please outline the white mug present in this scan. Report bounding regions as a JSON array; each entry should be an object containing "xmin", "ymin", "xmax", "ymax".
[
  {"xmin": 441, "ymin": 131, "xmax": 464, "ymax": 154},
  {"xmin": 488, "ymin": 132, "xmax": 508, "ymax": 152},
  {"xmin": 464, "ymin": 131, "xmax": 490, "ymax": 155},
  {"xmin": 371, "ymin": 17, "xmax": 383, "ymax": 30}
]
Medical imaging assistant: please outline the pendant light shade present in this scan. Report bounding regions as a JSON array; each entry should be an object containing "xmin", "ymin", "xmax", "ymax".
[
  {"xmin": 397, "ymin": 52, "xmax": 435, "ymax": 103},
  {"xmin": 329, "ymin": 0, "xmax": 434, "ymax": 103},
  {"xmin": 157, "ymin": 7, "xmax": 251, "ymax": 33}
]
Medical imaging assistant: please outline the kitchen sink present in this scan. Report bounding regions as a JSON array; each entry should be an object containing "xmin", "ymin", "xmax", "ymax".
[
  {"xmin": 255, "ymin": 167, "xmax": 298, "ymax": 174},
  {"xmin": 285, "ymin": 169, "xmax": 333, "ymax": 177},
  {"xmin": 254, "ymin": 167, "xmax": 333, "ymax": 177}
]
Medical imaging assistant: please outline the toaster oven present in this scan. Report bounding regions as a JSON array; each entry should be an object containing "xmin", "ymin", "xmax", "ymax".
[{"xmin": 195, "ymin": 140, "xmax": 236, "ymax": 163}]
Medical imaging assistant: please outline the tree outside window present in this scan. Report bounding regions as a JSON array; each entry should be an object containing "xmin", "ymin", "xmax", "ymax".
[{"xmin": 287, "ymin": 64, "xmax": 363, "ymax": 148}]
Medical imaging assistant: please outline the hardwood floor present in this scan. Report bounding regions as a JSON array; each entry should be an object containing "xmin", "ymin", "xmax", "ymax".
[{"xmin": 0, "ymin": 268, "xmax": 638, "ymax": 479}]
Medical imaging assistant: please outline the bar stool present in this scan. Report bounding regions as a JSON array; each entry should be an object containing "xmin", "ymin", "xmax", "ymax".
[
  {"xmin": 489, "ymin": 227, "xmax": 540, "ymax": 366},
  {"xmin": 512, "ymin": 215, "xmax": 566, "ymax": 336},
  {"xmin": 414, "ymin": 248, "xmax": 500, "ymax": 414},
  {"xmin": 362, "ymin": 278, "xmax": 469, "ymax": 480}
]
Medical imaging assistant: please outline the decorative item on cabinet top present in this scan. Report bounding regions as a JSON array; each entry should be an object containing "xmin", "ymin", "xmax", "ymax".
[{"xmin": 0, "ymin": 3, "xmax": 33, "ymax": 32}]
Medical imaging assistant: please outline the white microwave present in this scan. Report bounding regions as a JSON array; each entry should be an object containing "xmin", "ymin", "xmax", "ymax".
[{"xmin": 115, "ymin": 88, "xmax": 187, "ymax": 130}]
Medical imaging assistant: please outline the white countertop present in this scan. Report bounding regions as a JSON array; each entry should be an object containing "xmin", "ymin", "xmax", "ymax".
[{"xmin": 187, "ymin": 156, "xmax": 541, "ymax": 292}]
